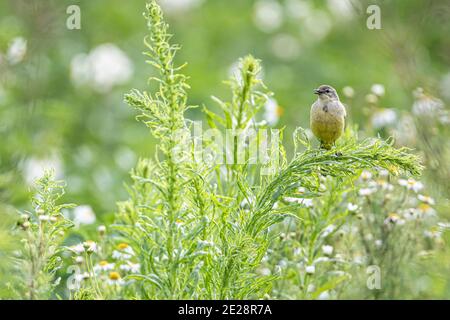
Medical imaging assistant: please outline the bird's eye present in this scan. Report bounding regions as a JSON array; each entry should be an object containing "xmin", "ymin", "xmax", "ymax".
[{"xmin": 326, "ymin": 89, "xmax": 330, "ymax": 93}]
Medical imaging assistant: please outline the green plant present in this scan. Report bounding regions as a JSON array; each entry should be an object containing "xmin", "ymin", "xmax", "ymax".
[
  {"xmin": 13, "ymin": 171, "xmax": 74, "ymax": 299},
  {"xmin": 112, "ymin": 0, "xmax": 423, "ymax": 300}
]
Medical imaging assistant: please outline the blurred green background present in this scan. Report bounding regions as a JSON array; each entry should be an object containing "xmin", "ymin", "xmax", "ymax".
[{"xmin": 1, "ymin": 0, "xmax": 449, "ymax": 297}]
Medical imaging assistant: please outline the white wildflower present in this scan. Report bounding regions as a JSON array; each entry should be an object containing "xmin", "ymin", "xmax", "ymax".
[
  {"xmin": 318, "ymin": 291, "xmax": 330, "ymax": 300},
  {"xmin": 94, "ymin": 261, "xmax": 115, "ymax": 273},
  {"xmin": 346, "ymin": 203, "xmax": 358, "ymax": 213},
  {"xmin": 359, "ymin": 188, "xmax": 376, "ymax": 196},
  {"xmin": 284, "ymin": 197, "xmax": 313, "ymax": 207},
  {"xmin": 107, "ymin": 271, "xmax": 125, "ymax": 286},
  {"xmin": 73, "ymin": 205, "xmax": 96, "ymax": 225},
  {"xmin": 417, "ymin": 194, "xmax": 435, "ymax": 205},
  {"xmin": 112, "ymin": 243, "xmax": 134, "ymax": 260},
  {"xmin": 416, "ymin": 203, "xmax": 436, "ymax": 217},
  {"xmin": 263, "ymin": 98, "xmax": 283, "ymax": 126},
  {"xmin": 75, "ymin": 256, "xmax": 84, "ymax": 264},
  {"xmin": 342, "ymin": 86, "xmax": 355, "ymax": 98},
  {"xmin": 83, "ymin": 240, "xmax": 97, "ymax": 253},
  {"xmin": 412, "ymin": 88, "xmax": 444, "ymax": 116},
  {"xmin": 322, "ymin": 245, "xmax": 334, "ymax": 256},
  {"xmin": 360, "ymin": 170, "xmax": 372, "ymax": 181},
  {"xmin": 71, "ymin": 43, "xmax": 133, "ymax": 93},
  {"xmin": 70, "ymin": 243, "xmax": 85, "ymax": 255},
  {"xmin": 371, "ymin": 108, "xmax": 397, "ymax": 129},
  {"xmin": 321, "ymin": 224, "xmax": 335, "ymax": 238},
  {"xmin": 371, "ymin": 84, "xmax": 385, "ymax": 97},
  {"xmin": 7, "ymin": 37, "xmax": 27, "ymax": 65},
  {"xmin": 97, "ymin": 225, "xmax": 106, "ymax": 235},
  {"xmin": 365, "ymin": 93, "xmax": 378, "ymax": 104},
  {"xmin": 305, "ymin": 265, "xmax": 315, "ymax": 274},
  {"xmin": 259, "ymin": 268, "xmax": 271, "ymax": 276},
  {"xmin": 253, "ymin": 0, "xmax": 283, "ymax": 33},
  {"xmin": 120, "ymin": 261, "xmax": 140, "ymax": 273},
  {"xmin": 398, "ymin": 178, "xmax": 423, "ymax": 193}
]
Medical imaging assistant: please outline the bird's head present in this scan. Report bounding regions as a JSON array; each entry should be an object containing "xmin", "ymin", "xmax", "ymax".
[{"xmin": 314, "ymin": 85, "xmax": 339, "ymax": 101}]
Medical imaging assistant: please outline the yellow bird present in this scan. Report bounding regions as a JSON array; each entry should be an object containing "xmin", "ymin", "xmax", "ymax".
[{"xmin": 310, "ymin": 85, "xmax": 346, "ymax": 150}]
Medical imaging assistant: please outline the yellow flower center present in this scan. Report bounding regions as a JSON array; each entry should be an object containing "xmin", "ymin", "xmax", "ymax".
[
  {"xmin": 418, "ymin": 203, "xmax": 431, "ymax": 212},
  {"xmin": 118, "ymin": 243, "xmax": 129, "ymax": 250},
  {"xmin": 109, "ymin": 271, "xmax": 120, "ymax": 280},
  {"xmin": 99, "ymin": 260, "xmax": 109, "ymax": 266},
  {"xmin": 388, "ymin": 213, "xmax": 399, "ymax": 219},
  {"xmin": 276, "ymin": 106, "xmax": 284, "ymax": 117}
]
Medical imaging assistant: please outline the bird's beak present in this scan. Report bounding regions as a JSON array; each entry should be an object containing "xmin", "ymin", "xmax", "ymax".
[{"xmin": 314, "ymin": 89, "xmax": 321, "ymax": 95}]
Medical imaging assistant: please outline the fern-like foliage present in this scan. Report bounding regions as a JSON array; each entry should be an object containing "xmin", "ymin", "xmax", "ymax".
[
  {"xmin": 117, "ymin": 0, "xmax": 422, "ymax": 300},
  {"xmin": 14, "ymin": 171, "xmax": 75, "ymax": 299}
]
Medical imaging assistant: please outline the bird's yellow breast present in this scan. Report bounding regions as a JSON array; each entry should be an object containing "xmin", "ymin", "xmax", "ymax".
[{"xmin": 310, "ymin": 100, "xmax": 345, "ymax": 147}]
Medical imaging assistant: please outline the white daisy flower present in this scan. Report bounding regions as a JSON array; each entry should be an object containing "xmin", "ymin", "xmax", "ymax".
[
  {"xmin": 365, "ymin": 93, "xmax": 378, "ymax": 104},
  {"xmin": 416, "ymin": 203, "xmax": 436, "ymax": 217},
  {"xmin": 259, "ymin": 268, "xmax": 271, "ymax": 276},
  {"xmin": 371, "ymin": 84, "xmax": 385, "ymax": 97},
  {"xmin": 359, "ymin": 188, "xmax": 376, "ymax": 196},
  {"xmin": 360, "ymin": 170, "xmax": 372, "ymax": 181},
  {"xmin": 83, "ymin": 240, "xmax": 97, "ymax": 253},
  {"xmin": 73, "ymin": 205, "xmax": 96, "ymax": 225},
  {"xmin": 7, "ymin": 37, "xmax": 27, "ymax": 65},
  {"xmin": 305, "ymin": 265, "xmax": 315, "ymax": 274},
  {"xmin": 120, "ymin": 262, "xmax": 141, "ymax": 273},
  {"xmin": 94, "ymin": 261, "xmax": 115, "ymax": 273},
  {"xmin": 424, "ymin": 229, "xmax": 441, "ymax": 239},
  {"xmin": 75, "ymin": 256, "xmax": 84, "ymax": 264},
  {"xmin": 318, "ymin": 291, "xmax": 330, "ymax": 300},
  {"xmin": 70, "ymin": 243, "xmax": 85, "ymax": 255},
  {"xmin": 97, "ymin": 225, "xmax": 106, "ymax": 235},
  {"xmin": 398, "ymin": 178, "xmax": 423, "ymax": 193},
  {"xmin": 412, "ymin": 88, "xmax": 444, "ymax": 117},
  {"xmin": 375, "ymin": 179, "xmax": 394, "ymax": 191},
  {"xmin": 107, "ymin": 271, "xmax": 125, "ymax": 286},
  {"xmin": 321, "ymin": 245, "xmax": 333, "ymax": 256},
  {"xmin": 284, "ymin": 197, "xmax": 313, "ymax": 207},
  {"xmin": 417, "ymin": 194, "xmax": 435, "ymax": 205},
  {"xmin": 70, "ymin": 43, "xmax": 133, "ymax": 93},
  {"xmin": 384, "ymin": 213, "xmax": 404, "ymax": 225},
  {"xmin": 371, "ymin": 108, "xmax": 397, "ymax": 129},
  {"xmin": 342, "ymin": 86, "xmax": 355, "ymax": 98},
  {"xmin": 112, "ymin": 243, "xmax": 134, "ymax": 260},
  {"xmin": 263, "ymin": 98, "xmax": 283, "ymax": 126},
  {"xmin": 347, "ymin": 203, "xmax": 358, "ymax": 212},
  {"xmin": 321, "ymin": 224, "xmax": 335, "ymax": 238}
]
